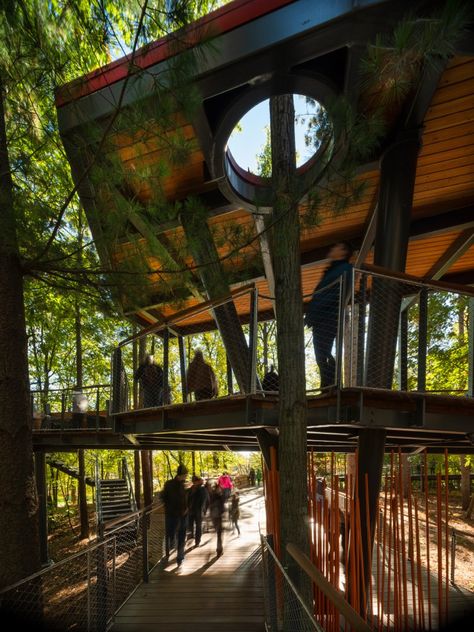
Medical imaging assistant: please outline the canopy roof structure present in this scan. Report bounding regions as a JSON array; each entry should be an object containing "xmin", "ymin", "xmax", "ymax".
[{"xmin": 56, "ymin": 0, "xmax": 474, "ymax": 333}]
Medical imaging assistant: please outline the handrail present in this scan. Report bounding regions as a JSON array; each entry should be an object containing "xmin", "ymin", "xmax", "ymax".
[
  {"xmin": 286, "ymin": 542, "xmax": 373, "ymax": 632},
  {"xmin": 361, "ymin": 263, "xmax": 474, "ymax": 298},
  {"xmin": 118, "ymin": 282, "xmax": 256, "ymax": 346},
  {"xmin": 102, "ymin": 500, "xmax": 162, "ymax": 534},
  {"xmin": 122, "ymin": 457, "xmax": 138, "ymax": 513},
  {"xmin": 30, "ymin": 383, "xmax": 110, "ymax": 394}
]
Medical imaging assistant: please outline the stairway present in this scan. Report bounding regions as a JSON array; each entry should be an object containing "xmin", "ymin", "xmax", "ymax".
[{"xmin": 99, "ymin": 479, "xmax": 135, "ymax": 525}]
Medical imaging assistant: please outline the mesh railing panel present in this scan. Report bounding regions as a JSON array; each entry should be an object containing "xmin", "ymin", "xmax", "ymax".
[
  {"xmin": 114, "ymin": 289, "xmax": 257, "ymax": 413},
  {"xmin": 348, "ymin": 270, "xmax": 472, "ymax": 394},
  {"xmin": 261, "ymin": 535, "xmax": 323, "ymax": 632},
  {"xmin": 0, "ymin": 504, "xmax": 164, "ymax": 632},
  {"xmin": 31, "ymin": 384, "xmax": 112, "ymax": 430}
]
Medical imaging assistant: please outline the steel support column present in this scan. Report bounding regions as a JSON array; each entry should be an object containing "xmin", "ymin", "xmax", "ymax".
[
  {"xmin": 180, "ymin": 208, "xmax": 251, "ymax": 392},
  {"xmin": 469, "ymin": 297, "xmax": 474, "ymax": 398},
  {"xmin": 365, "ymin": 131, "xmax": 421, "ymax": 387},
  {"xmin": 355, "ymin": 427, "xmax": 386, "ymax": 613},
  {"xmin": 417, "ymin": 288, "xmax": 428, "ymax": 392},
  {"xmin": 178, "ymin": 335, "xmax": 188, "ymax": 403},
  {"xmin": 399, "ymin": 308, "xmax": 408, "ymax": 391}
]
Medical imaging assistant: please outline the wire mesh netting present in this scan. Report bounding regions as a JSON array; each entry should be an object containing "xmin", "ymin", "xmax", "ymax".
[
  {"xmin": 349, "ymin": 270, "xmax": 473, "ymax": 394},
  {"xmin": 109, "ymin": 269, "xmax": 473, "ymax": 413},
  {"xmin": 0, "ymin": 503, "xmax": 166, "ymax": 632},
  {"xmin": 261, "ymin": 535, "xmax": 323, "ymax": 632}
]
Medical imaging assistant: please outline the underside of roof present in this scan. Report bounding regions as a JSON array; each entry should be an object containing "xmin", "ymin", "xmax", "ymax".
[{"xmin": 56, "ymin": 0, "xmax": 474, "ymax": 333}]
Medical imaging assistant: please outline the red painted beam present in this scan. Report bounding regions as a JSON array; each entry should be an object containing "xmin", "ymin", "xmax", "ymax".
[{"xmin": 56, "ymin": 0, "xmax": 297, "ymax": 108}]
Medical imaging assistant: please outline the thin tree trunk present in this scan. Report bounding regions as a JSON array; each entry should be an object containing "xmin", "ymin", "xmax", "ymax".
[
  {"xmin": 460, "ymin": 455, "xmax": 471, "ymax": 511},
  {"xmin": 75, "ymin": 211, "xmax": 89, "ymax": 539},
  {"xmin": 0, "ymin": 80, "xmax": 40, "ymax": 587},
  {"xmin": 134, "ymin": 451, "xmax": 141, "ymax": 509},
  {"xmin": 141, "ymin": 450, "xmax": 153, "ymax": 508},
  {"xmin": 270, "ymin": 95, "xmax": 310, "ymax": 603}
]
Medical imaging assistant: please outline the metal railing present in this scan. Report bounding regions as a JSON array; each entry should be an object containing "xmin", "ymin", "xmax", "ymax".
[
  {"xmin": 261, "ymin": 534, "xmax": 324, "ymax": 632},
  {"xmin": 0, "ymin": 502, "xmax": 165, "ymax": 632},
  {"xmin": 31, "ymin": 383, "xmax": 111, "ymax": 430},
  {"xmin": 348, "ymin": 266, "xmax": 474, "ymax": 394},
  {"xmin": 108, "ymin": 268, "xmax": 473, "ymax": 414}
]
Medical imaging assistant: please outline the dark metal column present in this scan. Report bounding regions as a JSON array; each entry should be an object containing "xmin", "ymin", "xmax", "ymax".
[
  {"xmin": 468, "ymin": 298, "xmax": 474, "ymax": 397},
  {"xmin": 226, "ymin": 356, "xmax": 234, "ymax": 395},
  {"xmin": 355, "ymin": 428, "xmax": 386, "ymax": 613},
  {"xmin": 180, "ymin": 207, "xmax": 251, "ymax": 393},
  {"xmin": 35, "ymin": 451, "xmax": 49, "ymax": 566},
  {"xmin": 399, "ymin": 308, "xmax": 408, "ymax": 391},
  {"xmin": 163, "ymin": 329, "xmax": 169, "ymax": 404},
  {"xmin": 357, "ymin": 274, "xmax": 367, "ymax": 386},
  {"xmin": 417, "ymin": 288, "xmax": 428, "ymax": 392},
  {"xmin": 365, "ymin": 131, "xmax": 421, "ymax": 388},
  {"xmin": 178, "ymin": 335, "xmax": 188, "ymax": 403}
]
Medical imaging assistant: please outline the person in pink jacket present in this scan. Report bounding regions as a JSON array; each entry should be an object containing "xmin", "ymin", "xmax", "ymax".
[{"xmin": 217, "ymin": 471, "xmax": 233, "ymax": 502}]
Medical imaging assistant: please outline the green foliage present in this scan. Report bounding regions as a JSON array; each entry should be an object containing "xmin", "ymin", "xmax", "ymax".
[{"xmin": 406, "ymin": 292, "xmax": 470, "ymax": 394}]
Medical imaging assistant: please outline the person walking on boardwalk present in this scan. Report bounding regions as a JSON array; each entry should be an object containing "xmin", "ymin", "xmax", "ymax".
[
  {"xmin": 161, "ymin": 464, "xmax": 188, "ymax": 567},
  {"xmin": 209, "ymin": 483, "xmax": 225, "ymax": 556},
  {"xmin": 134, "ymin": 354, "xmax": 164, "ymax": 407},
  {"xmin": 217, "ymin": 471, "xmax": 233, "ymax": 502},
  {"xmin": 187, "ymin": 475, "xmax": 209, "ymax": 547},
  {"xmin": 186, "ymin": 349, "xmax": 218, "ymax": 401},
  {"xmin": 229, "ymin": 491, "xmax": 241, "ymax": 536},
  {"xmin": 304, "ymin": 242, "xmax": 353, "ymax": 389},
  {"xmin": 248, "ymin": 467, "xmax": 256, "ymax": 486}
]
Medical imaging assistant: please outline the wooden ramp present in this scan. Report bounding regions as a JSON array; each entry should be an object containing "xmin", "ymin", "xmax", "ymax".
[{"xmin": 111, "ymin": 487, "xmax": 266, "ymax": 632}]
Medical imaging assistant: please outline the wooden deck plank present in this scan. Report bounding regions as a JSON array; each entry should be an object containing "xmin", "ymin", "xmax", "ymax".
[{"xmin": 111, "ymin": 487, "xmax": 266, "ymax": 632}]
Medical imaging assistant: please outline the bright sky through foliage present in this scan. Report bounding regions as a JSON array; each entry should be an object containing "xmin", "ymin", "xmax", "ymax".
[{"xmin": 227, "ymin": 94, "xmax": 320, "ymax": 175}]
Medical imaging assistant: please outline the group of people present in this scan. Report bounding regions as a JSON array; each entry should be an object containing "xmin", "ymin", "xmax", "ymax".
[
  {"xmin": 161, "ymin": 467, "xmax": 240, "ymax": 567},
  {"xmin": 134, "ymin": 349, "xmax": 219, "ymax": 408},
  {"xmin": 135, "ymin": 241, "xmax": 353, "ymax": 404}
]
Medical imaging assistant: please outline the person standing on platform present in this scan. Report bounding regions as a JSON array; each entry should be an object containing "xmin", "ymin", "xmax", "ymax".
[
  {"xmin": 217, "ymin": 471, "xmax": 233, "ymax": 502},
  {"xmin": 161, "ymin": 464, "xmax": 188, "ymax": 567},
  {"xmin": 304, "ymin": 242, "xmax": 353, "ymax": 389},
  {"xmin": 187, "ymin": 475, "xmax": 209, "ymax": 547},
  {"xmin": 209, "ymin": 483, "xmax": 225, "ymax": 556},
  {"xmin": 186, "ymin": 349, "xmax": 219, "ymax": 401},
  {"xmin": 134, "ymin": 354, "xmax": 164, "ymax": 407}
]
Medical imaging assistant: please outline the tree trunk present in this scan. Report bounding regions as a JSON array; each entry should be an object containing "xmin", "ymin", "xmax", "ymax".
[
  {"xmin": 0, "ymin": 80, "xmax": 40, "ymax": 587},
  {"xmin": 460, "ymin": 455, "xmax": 471, "ymax": 511},
  {"xmin": 141, "ymin": 450, "xmax": 153, "ymax": 508},
  {"xmin": 134, "ymin": 451, "xmax": 141, "ymax": 509},
  {"xmin": 75, "ymin": 216, "xmax": 89, "ymax": 539},
  {"xmin": 270, "ymin": 95, "xmax": 310, "ymax": 600}
]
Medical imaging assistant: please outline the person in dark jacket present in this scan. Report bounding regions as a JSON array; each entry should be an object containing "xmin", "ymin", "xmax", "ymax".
[
  {"xmin": 186, "ymin": 349, "xmax": 218, "ymax": 401},
  {"xmin": 209, "ymin": 483, "xmax": 225, "ymax": 557},
  {"xmin": 161, "ymin": 464, "xmax": 188, "ymax": 566},
  {"xmin": 134, "ymin": 354, "xmax": 164, "ymax": 407},
  {"xmin": 304, "ymin": 242, "xmax": 353, "ymax": 388},
  {"xmin": 187, "ymin": 475, "xmax": 209, "ymax": 547}
]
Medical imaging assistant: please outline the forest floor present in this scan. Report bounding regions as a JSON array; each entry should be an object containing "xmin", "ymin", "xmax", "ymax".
[{"xmin": 47, "ymin": 494, "xmax": 474, "ymax": 593}]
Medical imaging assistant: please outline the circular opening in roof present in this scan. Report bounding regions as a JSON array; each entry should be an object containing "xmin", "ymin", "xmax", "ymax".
[{"xmin": 226, "ymin": 94, "xmax": 326, "ymax": 177}]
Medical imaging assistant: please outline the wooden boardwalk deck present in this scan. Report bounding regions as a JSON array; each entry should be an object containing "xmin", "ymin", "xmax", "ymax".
[{"xmin": 111, "ymin": 487, "xmax": 266, "ymax": 632}]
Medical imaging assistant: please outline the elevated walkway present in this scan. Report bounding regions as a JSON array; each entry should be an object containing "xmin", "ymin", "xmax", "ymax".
[{"xmin": 111, "ymin": 487, "xmax": 265, "ymax": 632}]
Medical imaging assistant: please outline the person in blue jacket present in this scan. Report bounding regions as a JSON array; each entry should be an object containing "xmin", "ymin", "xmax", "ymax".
[{"xmin": 304, "ymin": 242, "xmax": 353, "ymax": 388}]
